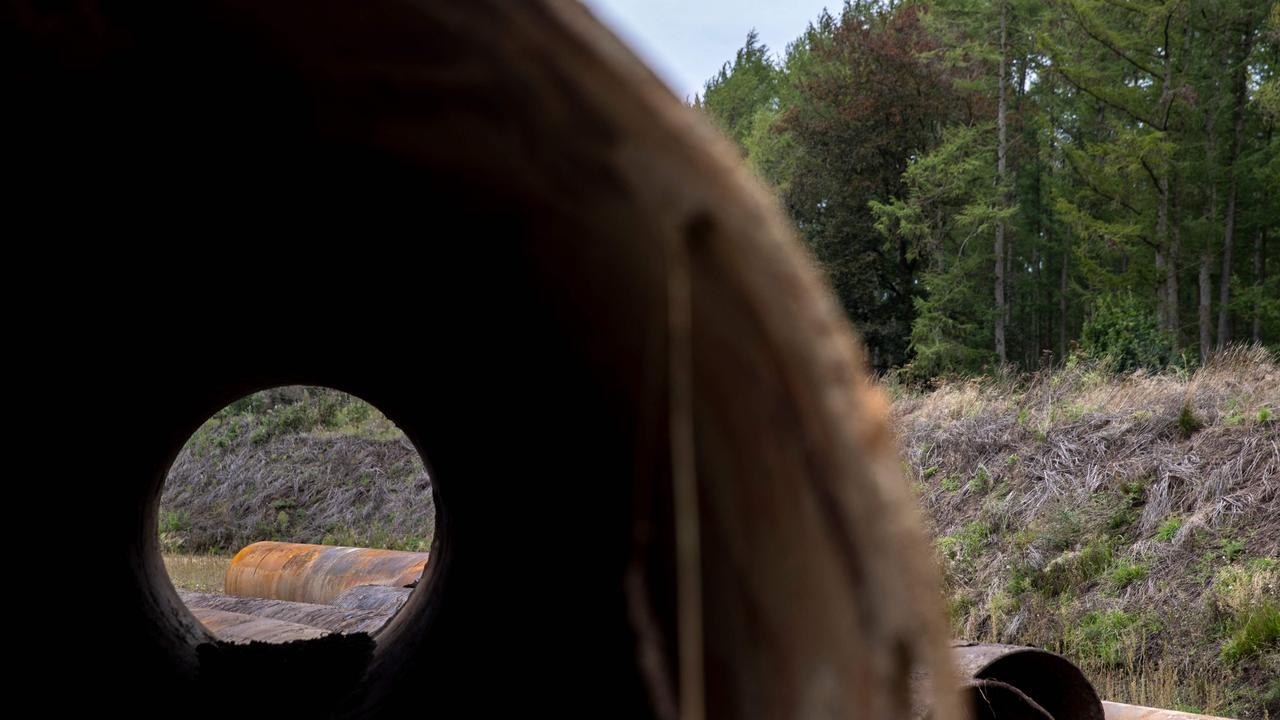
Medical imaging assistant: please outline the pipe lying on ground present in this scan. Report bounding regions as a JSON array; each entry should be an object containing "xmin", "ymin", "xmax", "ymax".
[
  {"xmin": 950, "ymin": 642, "xmax": 1106, "ymax": 720},
  {"xmin": 189, "ymin": 607, "xmax": 331, "ymax": 644},
  {"xmin": 179, "ymin": 590, "xmax": 392, "ymax": 635},
  {"xmin": 225, "ymin": 541, "xmax": 427, "ymax": 605},
  {"xmin": 1102, "ymin": 702, "xmax": 1233, "ymax": 720},
  {"xmin": 330, "ymin": 585, "xmax": 414, "ymax": 615}
]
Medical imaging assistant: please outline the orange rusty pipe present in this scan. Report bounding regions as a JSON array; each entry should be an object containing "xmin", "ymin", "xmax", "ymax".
[
  {"xmin": 1102, "ymin": 702, "xmax": 1233, "ymax": 720},
  {"xmin": 225, "ymin": 541, "xmax": 427, "ymax": 605}
]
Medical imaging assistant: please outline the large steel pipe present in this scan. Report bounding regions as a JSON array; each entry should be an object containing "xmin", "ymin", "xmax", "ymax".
[
  {"xmin": 950, "ymin": 642, "xmax": 1105, "ymax": 720},
  {"xmin": 179, "ymin": 590, "xmax": 392, "ymax": 635},
  {"xmin": 1102, "ymin": 702, "xmax": 1233, "ymax": 720},
  {"xmin": 33, "ymin": 0, "xmax": 961, "ymax": 715},
  {"xmin": 189, "ymin": 607, "xmax": 331, "ymax": 644},
  {"xmin": 331, "ymin": 585, "xmax": 414, "ymax": 616},
  {"xmin": 225, "ymin": 542, "xmax": 427, "ymax": 605}
]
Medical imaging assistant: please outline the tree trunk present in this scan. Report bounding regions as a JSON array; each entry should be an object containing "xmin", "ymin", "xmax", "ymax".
[
  {"xmin": 1217, "ymin": 25, "xmax": 1253, "ymax": 348},
  {"xmin": 1200, "ymin": 250, "xmax": 1213, "ymax": 365},
  {"xmin": 1168, "ymin": 183, "xmax": 1181, "ymax": 348},
  {"xmin": 1200, "ymin": 57, "xmax": 1220, "ymax": 363},
  {"xmin": 1060, "ymin": 240, "xmax": 1069, "ymax": 361},
  {"xmin": 1255, "ymin": 227, "xmax": 1266, "ymax": 343},
  {"xmin": 1156, "ymin": 182, "xmax": 1169, "ymax": 332},
  {"xmin": 994, "ymin": 0, "xmax": 1008, "ymax": 365},
  {"xmin": 1153, "ymin": 6, "xmax": 1177, "ymax": 336}
]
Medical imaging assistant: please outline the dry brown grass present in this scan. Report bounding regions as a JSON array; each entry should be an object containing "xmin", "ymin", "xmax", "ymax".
[
  {"xmin": 160, "ymin": 388, "xmax": 435, "ymax": 555},
  {"xmin": 163, "ymin": 554, "xmax": 232, "ymax": 592},
  {"xmin": 1089, "ymin": 663, "xmax": 1231, "ymax": 717},
  {"xmin": 891, "ymin": 345, "xmax": 1280, "ymax": 718}
]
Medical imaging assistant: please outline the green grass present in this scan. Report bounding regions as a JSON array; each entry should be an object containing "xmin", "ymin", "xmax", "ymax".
[
  {"xmin": 1220, "ymin": 604, "xmax": 1280, "ymax": 664},
  {"xmin": 1069, "ymin": 610, "xmax": 1159, "ymax": 667},
  {"xmin": 967, "ymin": 467, "xmax": 990, "ymax": 493},
  {"xmin": 320, "ymin": 525, "xmax": 432, "ymax": 553},
  {"xmin": 1035, "ymin": 538, "xmax": 1113, "ymax": 596},
  {"xmin": 1106, "ymin": 561, "xmax": 1149, "ymax": 592},
  {"xmin": 1219, "ymin": 537, "xmax": 1246, "ymax": 562},
  {"xmin": 1155, "ymin": 516, "xmax": 1183, "ymax": 542},
  {"xmin": 1177, "ymin": 402, "xmax": 1204, "ymax": 437}
]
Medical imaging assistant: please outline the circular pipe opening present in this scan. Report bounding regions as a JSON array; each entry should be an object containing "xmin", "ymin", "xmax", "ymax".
[
  {"xmin": 971, "ymin": 648, "xmax": 1104, "ymax": 720},
  {"xmin": 159, "ymin": 385, "xmax": 436, "ymax": 645}
]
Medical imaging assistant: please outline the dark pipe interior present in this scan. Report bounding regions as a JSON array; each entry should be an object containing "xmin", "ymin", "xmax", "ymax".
[
  {"xmin": 965, "ymin": 680, "xmax": 1053, "ymax": 720},
  {"xmin": 975, "ymin": 652, "xmax": 1104, "ymax": 720},
  {"xmin": 20, "ymin": 1, "xmax": 675, "ymax": 716},
  {"xmin": 18, "ymin": 1, "xmax": 955, "ymax": 717},
  {"xmin": 88, "ymin": 268, "xmax": 666, "ymax": 718}
]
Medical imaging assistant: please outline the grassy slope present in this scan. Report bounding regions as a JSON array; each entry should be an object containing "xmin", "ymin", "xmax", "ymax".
[
  {"xmin": 160, "ymin": 387, "xmax": 435, "ymax": 556},
  {"xmin": 892, "ymin": 346, "xmax": 1279, "ymax": 718}
]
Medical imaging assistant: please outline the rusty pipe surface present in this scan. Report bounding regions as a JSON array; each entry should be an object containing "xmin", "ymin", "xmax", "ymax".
[
  {"xmin": 951, "ymin": 642, "xmax": 1105, "ymax": 720},
  {"xmin": 225, "ymin": 541, "xmax": 427, "ymax": 605},
  {"xmin": 189, "ymin": 607, "xmax": 331, "ymax": 644},
  {"xmin": 330, "ymin": 585, "xmax": 413, "ymax": 615},
  {"xmin": 179, "ymin": 590, "xmax": 392, "ymax": 635},
  {"xmin": 1102, "ymin": 702, "xmax": 1233, "ymax": 720}
]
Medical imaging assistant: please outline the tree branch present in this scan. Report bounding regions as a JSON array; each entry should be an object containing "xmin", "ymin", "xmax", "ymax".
[
  {"xmin": 1063, "ymin": 0, "xmax": 1162, "ymax": 79},
  {"xmin": 1055, "ymin": 65, "xmax": 1160, "ymax": 127}
]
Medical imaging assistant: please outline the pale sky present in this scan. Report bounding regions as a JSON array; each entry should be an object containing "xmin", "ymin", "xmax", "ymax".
[{"xmin": 581, "ymin": 0, "xmax": 837, "ymax": 101}]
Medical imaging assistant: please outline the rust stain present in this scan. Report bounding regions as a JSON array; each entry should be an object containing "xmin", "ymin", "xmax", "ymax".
[{"xmin": 225, "ymin": 541, "xmax": 428, "ymax": 605}]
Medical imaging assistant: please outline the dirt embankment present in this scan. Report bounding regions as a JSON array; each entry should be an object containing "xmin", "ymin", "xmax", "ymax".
[
  {"xmin": 893, "ymin": 345, "xmax": 1279, "ymax": 718},
  {"xmin": 160, "ymin": 388, "xmax": 435, "ymax": 555}
]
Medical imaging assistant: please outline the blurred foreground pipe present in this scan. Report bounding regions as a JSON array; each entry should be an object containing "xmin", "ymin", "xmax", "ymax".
[
  {"xmin": 30, "ymin": 0, "xmax": 968, "ymax": 711},
  {"xmin": 330, "ymin": 585, "xmax": 413, "ymax": 615},
  {"xmin": 179, "ymin": 590, "xmax": 392, "ymax": 635},
  {"xmin": 1102, "ymin": 702, "xmax": 1232, "ymax": 720},
  {"xmin": 190, "ymin": 607, "xmax": 331, "ymax": 644},
  {"xmin": 951, "ymin": 642, "xmax": 1105, "ymax": 720},
  {"xmin": 225, "ymin": 541, "xmax": 427, "ymax": 605}
]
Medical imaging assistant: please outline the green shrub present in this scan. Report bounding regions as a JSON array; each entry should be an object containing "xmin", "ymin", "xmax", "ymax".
[
  {"xmin": 1007, "ymin": 565, "xmax": 1034, "ymax": 595},
  {"xmin": 1176, "ymin": 402, "xmax": 1204, "ymax": 438},
  {"xmin": 1209, "ymin": 558, "xmax": 1279, "ymax": 663},
  {"xmin": 1155, "ymin": 517, "xmax": 1183, "ymax": 542},
  {"xmin": 937, "ymin": 521, "xmax": 990, "ymax": 566},
  {"xmin": 1221, "ymin": 604, "xmax": 1280, "ymax": 663},
  {"xmin": 159, "ymin": 508, "xmax": 190, "ymax": 535},
  {"xmin": 1069, "ymin": 610, "xmax": 1159, "ymax": 667},
  {"xmin": 948, "ymin": 594, "xmax": 976, "ymax": 627},
  {"xmin": 1265, "ymin": 675, "xmax": 1280, "ymax": 714},
  {"xmin": 1106, "ymin": 482, "xmax": 1145, "ymax": 533},
  {"xmin": 968, "ymin": 467, "xmax": 991, "ymax": 493},
  {"xmin": 1041, "ymin": 510, "xmax": 1083, "ymax": 552},
  {"xmin": 1106, "ymin": 562, "xmax": 1149, "ymax": 591},
  {"xmin": 1080, "ymin": 292, "xmax": 1175, "ymax": 372},
  {"xmin": 1219, "ymin": 538, "xmax": 1246, "ymax": 563},
  {"xmin": 1035, "ymin": 538, "xmax": 1113, "ymax": 595}
]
